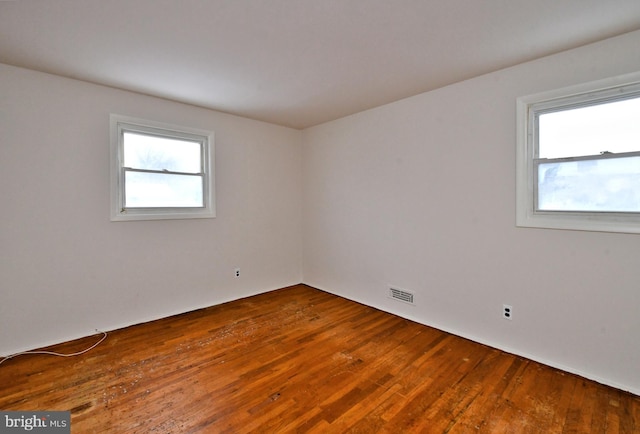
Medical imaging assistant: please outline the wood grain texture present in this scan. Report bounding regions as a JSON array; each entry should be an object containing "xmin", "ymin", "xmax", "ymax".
[{"xmin": 1, "ymin": 284, "xmax": 638, "ymax": 433}]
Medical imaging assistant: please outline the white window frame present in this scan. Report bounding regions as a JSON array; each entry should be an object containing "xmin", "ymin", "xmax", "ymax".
[
  {"xmin": 516, "ymin": 71, "xmax": 640, "ymax": 234},
  {"xmin": 110, "ymin": 114, "xmax": 215, "ymax": 221}
]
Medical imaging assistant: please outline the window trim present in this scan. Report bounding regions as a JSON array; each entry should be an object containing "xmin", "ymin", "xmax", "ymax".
[
  {"xmin": 516, "ymin": 71, "xmax": 640, "ymax": 234},
  {"xmin": 110, "ymin": 114, "xmax": 215, "ymax": 221}
]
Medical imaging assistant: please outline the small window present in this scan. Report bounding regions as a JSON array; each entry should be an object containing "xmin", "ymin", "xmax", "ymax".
[
  {"xmin": 110, "ymin": 115, "xmax": 215, "ymax": 221},
  {"xmin": 516, "ymin": 72, "xmax": 640, "ymax": 233}
]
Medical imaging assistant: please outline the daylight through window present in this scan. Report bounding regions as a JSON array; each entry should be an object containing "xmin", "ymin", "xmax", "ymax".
[
  {"xmin": 516, "ymin": 72, "xmax": 640, "ymax": 233},
  {"xmin": 110, "ymin": 115, "xmax": 215, "ymax": 221}
]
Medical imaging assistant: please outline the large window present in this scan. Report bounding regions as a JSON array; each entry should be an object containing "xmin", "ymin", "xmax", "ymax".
[
  {"xmin": 516, "ymin": 72, "xmax": 640, "ymax": 233},
  {"xmin": 110, "ymin": 115, "xmax": 215, "ymax": 221}
]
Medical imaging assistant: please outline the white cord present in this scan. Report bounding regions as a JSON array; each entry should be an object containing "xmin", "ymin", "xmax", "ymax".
[{"xmin": 0, "ymin": 331, "xmax": 108, "ymax": 366}]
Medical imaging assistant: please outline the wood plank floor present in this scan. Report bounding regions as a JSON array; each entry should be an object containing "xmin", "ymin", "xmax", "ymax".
[{"xmin": 1, "ymin": 284, "xmax": 638, "ymax": 433}]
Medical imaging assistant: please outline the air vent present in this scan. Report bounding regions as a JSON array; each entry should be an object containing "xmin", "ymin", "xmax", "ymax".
[{"xmin": 388, "ymin": 287, "xmax": 414, "ymax": 305}]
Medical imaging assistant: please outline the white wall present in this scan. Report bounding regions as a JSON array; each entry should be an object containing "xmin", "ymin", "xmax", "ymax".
[
  {"xmin": 302, "ymin": 30, "xmax": 640, "ymax": 395},
  {"xmin": 2, "ymin": 30, "xmax": 640, "ymax": 396},
  {"xmin": 0, "ymin": 64, "xmax": 302, "ymax": 355}
]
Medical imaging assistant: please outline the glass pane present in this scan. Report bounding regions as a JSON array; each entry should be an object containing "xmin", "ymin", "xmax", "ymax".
[
  {"xmin": 538, "ymin": 96, "xmax": 640, "ymax": 159},
  {"xmin": 537, "ymin": 156, "xmax": 640, "ymax": 212},
  {"xmin": 125, "ymin": 171, "xmax": 204, "ymax": 208},
  {"xmin": 123, "ymin": 132, "xmax": 202, "ymax": 173}
]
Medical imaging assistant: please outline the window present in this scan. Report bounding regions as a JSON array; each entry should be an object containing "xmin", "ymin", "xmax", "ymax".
[
  {"xmin": 110, "ymin": 115, "xmax": 215, "ymax": 221},
  {"xmin": 516, "ymin": 72, "xmax": 640, "ymax": 233}
]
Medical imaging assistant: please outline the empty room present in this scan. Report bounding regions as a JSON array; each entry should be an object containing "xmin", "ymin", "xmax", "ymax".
[{"xmin": 1, "ymin": 1, "xmax": 640, "ymax": 432}]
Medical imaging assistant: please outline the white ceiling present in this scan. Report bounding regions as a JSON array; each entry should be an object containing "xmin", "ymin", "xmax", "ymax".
[{"xmin": 2, "ymin": 0, "xmax": 640, "ymax": 129}]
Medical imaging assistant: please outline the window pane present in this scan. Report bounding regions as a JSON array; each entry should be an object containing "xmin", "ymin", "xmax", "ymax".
[
  {"xmin": 538, "ymin": 96, "xmax": 640, "ymax": 159},
  {"xmin": 123, "ymin": 132, "xmax": 202, "ymax": 173},
  {"xmin": 537, "ymin": 156, "xmax": 640, "ymax": 212},
  {"xmin": 125, "ymin": 171, "xmax": 204, "ymax": 208}
]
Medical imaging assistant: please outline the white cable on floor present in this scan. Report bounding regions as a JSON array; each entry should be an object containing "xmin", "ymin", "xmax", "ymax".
[{"xmin": 0, "ymin": 331, "xmax": 108, "ymax": 366}]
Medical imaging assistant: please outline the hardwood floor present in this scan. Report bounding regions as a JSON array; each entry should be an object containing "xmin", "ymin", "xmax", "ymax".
[{"xmin": 1, "ymin": 284, "xmax": 638, "ymax": 433}]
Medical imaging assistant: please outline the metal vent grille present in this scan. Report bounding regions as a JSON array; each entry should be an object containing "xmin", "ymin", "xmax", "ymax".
[{"xmin": 389, "ymin": 287, "xmax": 414, "ymax": 305}]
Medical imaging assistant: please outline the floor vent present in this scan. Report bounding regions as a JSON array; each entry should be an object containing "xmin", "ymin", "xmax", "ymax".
[{"xmin": 389, "ymin": 287, "xmax": 415, "ymax": 305}]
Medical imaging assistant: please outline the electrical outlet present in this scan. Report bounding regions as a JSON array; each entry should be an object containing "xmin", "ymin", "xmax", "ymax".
[
  {"xmin": 503, "ymin": 304, "xmax": 513, "ymax": 320},
  {"xmin": 234, "ymin": 268, "xmax": 241, "ymax": 278}
]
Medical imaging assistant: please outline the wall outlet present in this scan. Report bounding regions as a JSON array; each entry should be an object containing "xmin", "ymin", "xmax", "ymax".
[
  {"xmin": 234, "ymin": 268, "xmax": 241, "ymax": 278},
  {"xmin": 503, "ymin": 304, "xmax": 513, "ymax": 320}
]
